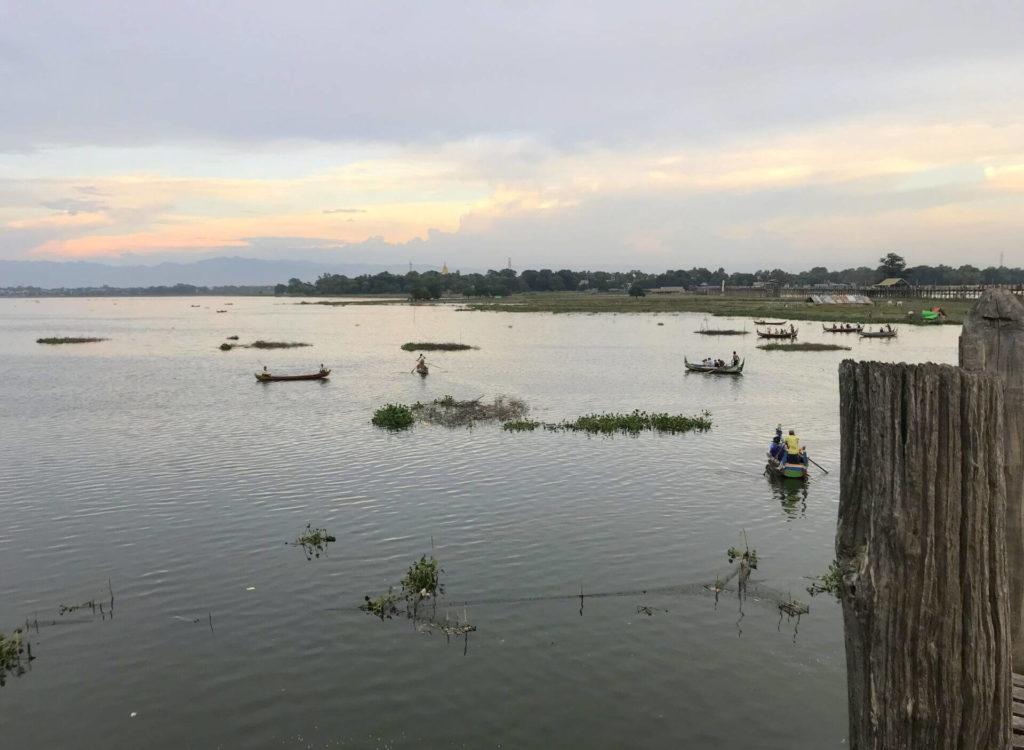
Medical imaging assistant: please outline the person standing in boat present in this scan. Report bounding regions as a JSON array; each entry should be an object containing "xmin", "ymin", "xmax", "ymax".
[
  {"xmin": 731, "ymin": 351, "xmax": 740, "ymax": 366},
  {"xmin": 416, "ymin": 354, "xmax": 426, "ymax": 369}
]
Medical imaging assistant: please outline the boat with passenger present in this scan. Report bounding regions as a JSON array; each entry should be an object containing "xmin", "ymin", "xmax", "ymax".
[
  {"xmin": 766, "ymin": 425, "xmax": 808, "ymax": 479},
  {"xmin": 255, "ymin": 367, "xmax": 330, "ymax": 382},
  {"xmin": 822, "ymin": 323, "xmax": 863, "ymax": 333},
  {"xmin": 684, "ymin": 356, "xmax": 744, "ymax": 375}
]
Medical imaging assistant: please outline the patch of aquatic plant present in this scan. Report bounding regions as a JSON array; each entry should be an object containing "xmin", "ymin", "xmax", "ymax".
[
  {"xmin": 502, "ymin": 410, "xmax": 712, "ymax": 435},
  {"xmin": 287, "ymin": 523, "xmax": 336, "ymax": 560},
  {"xmin": 36, "ymin": 337, "xmax": 107, "ymax": 344},
  {"xmin": 410, "ymin": 395, "xmax": 527, "ymax": 427},
  {"xmin": 360, "ymin": 587, "xmax": 400, "ymax": 620},
  {"xmin": 401, "ymin": 555, "xmax": 444, "ymax": 602},
  {"xmin": 757, "ymin": 343, "xmax": 851, "ymax": 351},
  {"xmin": 250, "ymin": 340, "xmax": 312, "ymax": 349},
  {"xmin": 219, "ymin": 343, "xmax": 235, "ymax": 351},
  {"xmin": 694, "ymin": 329, "xmax": 748, "ymax": 335},
  {"xmin": 400, "ymin": 342, "xmax": 476, "ymax": 351},
  {"xmin": 807, "ymin": 559, "xmax": 843, "ymax": 598},
  {"xmin": 502, "ymin": 419, "xmax": 545, "ymax": 432},
  {"xmin": 0, "ymin": 629, "xmax": 31, "ymax": 687},
  {"xmin": 371, "ymin": 403, "xmax": 415, "ymax": 430},
  {"xmin": 227, "ymin": 335, "xmax": 239, "ymax": 340},
  {"xmin": 727, "ymin": 546, "xmax": 758, "ymax": 568}
]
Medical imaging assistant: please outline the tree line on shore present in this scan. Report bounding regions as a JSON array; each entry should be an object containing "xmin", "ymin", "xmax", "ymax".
[{"xmin": 278, "ymin": 254, "xmax": 1024, "ymax": 298}]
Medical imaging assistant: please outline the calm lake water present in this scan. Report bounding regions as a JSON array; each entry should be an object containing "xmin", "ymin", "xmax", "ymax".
[{"xmin": 0, "ymin": 297, "xmax": 962, "ymax": 748}]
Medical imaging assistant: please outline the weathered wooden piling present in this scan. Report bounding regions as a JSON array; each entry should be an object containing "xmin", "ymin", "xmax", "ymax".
[
  {"xmin": 838, "ymin": 360, "xmax": 1011, "ymax": 749},
  {"xmin": 960, "ymin": 288, "xmax": 1024, "ymax": 672}
]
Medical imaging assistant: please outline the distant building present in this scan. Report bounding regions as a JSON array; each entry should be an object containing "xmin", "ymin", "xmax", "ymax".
[
  {"xmin": 649, "ymin": 286, "xmax": 686, "ymax": 295},
  {"xmin": 441, "ymin": 261, "xmax": 449, "ymax": 275},
  {"xmin": 876, "ymin": 277, "xmax": 909, "ymax": 288}
]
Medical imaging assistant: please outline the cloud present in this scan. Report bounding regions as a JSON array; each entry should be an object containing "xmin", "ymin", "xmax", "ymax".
[
  {"xmin": 322, "ymin": 208, "xmax": 366, "ymax": 214},
  {"xmin": 41, "ymin": 197, "xmax": 108, "ymax": 215},
  {"xmin": 2, "ymin": 2, "xmax": 1022, "ymax": 151}
]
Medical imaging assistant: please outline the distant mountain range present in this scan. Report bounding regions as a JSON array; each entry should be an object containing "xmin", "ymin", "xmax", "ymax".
[{"xmin": 0, "ymin": 257, "xmax": 430, "ymax": 288}]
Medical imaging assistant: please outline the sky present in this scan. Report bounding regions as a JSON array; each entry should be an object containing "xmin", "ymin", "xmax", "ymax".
[{"xmin": 2, "ymin": 0, "xmax": 1023, "ymax": 272}]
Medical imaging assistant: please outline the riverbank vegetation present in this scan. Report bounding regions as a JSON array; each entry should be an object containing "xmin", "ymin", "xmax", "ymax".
[
  {"xmin": 695, "ymin": 329, "xmax": 748, "ymax": 335},
  {"xmin": 465, "ymin": 293, "xmax": 972, "ymax": 324},
  {"xmin": 400, "ymin": 342, "xmax": 475, "ymax": 351},
  {"xmin": 36, "ymin": 337, "xmax": 107, "ymax": 344},
  {"xmin": 275, "ymin": 256, "xmax": 1024, "ymax": 300},
  {"xmin": 758, "ymin": 343, "xmax": 852, "ymax": 351},
  {"xmin": 503, "ymin": 409, "xmax": 712, "ymax": 435}
]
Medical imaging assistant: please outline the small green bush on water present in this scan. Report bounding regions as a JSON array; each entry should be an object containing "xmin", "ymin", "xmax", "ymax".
[
  {"xmin": 727, "ymin": 546, "xmax": 758, "ymax": 569},
  {"xmin": 36, "ymin": 337, "xmax": 107, "ymax": 344},
  {"xmin": 503, "ymin": 419, "xmax": 544, "ymax": 432},
  {"xmin": 288, "ymin": 523, "xmax": 336, "ymax": 560},
  {"xmin": 227, "ymin": 335, "xmax": 239, "ymax": 340},
  {"xmin": 402, "ymin": 555, "xmax": 444, "ymax": 601},
  {"xmin": 372, "ymin": 403, "xmax": 415, "ymax": 430},
  {"xmin": 219, "ymin": 343, "xmax": 234, "ymax": 351},
  {"xmin": 0, "ymin": 630, "xmax": 27, "ymax": 686},
  {"xmin": 807, "ymin": 560, "xmax": 843, "ymax": 598},
  {"xmin": 400, "ymin": 342, "xmax": 475, "ymax": 351},
  {"xmin": 360, "ymin": 587, "xmax": 399, "ymax": 620}
]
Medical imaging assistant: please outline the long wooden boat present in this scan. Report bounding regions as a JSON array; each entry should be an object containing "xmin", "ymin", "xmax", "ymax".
[
  {"xmin": 753, "ymin": 320, "xmax": 786, "ymax": 325},
  {"xmin": 756, "ymin": 330, "xmax": 798, "ymax": 340},
  {"xmin": 255, "ymin": 369, "xmax": 330, "ymax": 382},
  {"xmin": 684, "ymin": 357, "xmax": 744, "ymax": 375},
  {"xmin": 822, "ymin": 324, "xmax": 863, "ymax": 333},
  {"xmin": 859, "ymin": 329, "xmax": 898, "ymax": 339}
]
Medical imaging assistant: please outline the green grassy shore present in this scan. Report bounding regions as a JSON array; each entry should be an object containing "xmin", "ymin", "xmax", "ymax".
[{"xmin": 462, "ymin": 292, "xmax": 970, "ymax": 324}]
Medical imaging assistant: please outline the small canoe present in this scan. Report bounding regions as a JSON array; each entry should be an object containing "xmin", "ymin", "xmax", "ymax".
[
  {"xmin": 255, "ymin": 369, "xmax": 330, "ymax": 382},
  {"xmin": 684, "ymin": 357, "xmax": 744, "ymax": 374},
  {"xmin": 766, "ymin": 451, "xmax": 808, "ymax": 479},
  {"xmin": 754, "ymin": 320, "xmax": 786, "ymax": 325},
  {"xmin": 757, "ymin": 330, "xmax": 798, "ymax": 340},
  {"xmin": 822, "ymin": 324, "xmax": 863, "ymax": 333},
  {"xmin": 415, "ymin": 364, "xmax": 429, "ymax": 377},
  {"xmin": 859, "ymin": 330, "xmax": 898, "ymax": 339}
]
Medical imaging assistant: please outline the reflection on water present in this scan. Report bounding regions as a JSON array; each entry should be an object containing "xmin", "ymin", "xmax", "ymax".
[
  {"xmin": 767, "ymin": 473, "xmax": 811, "ymax": 519},
  {"xmin": 0, "ymin": 297, "xmax": 963, "ymax": 748}
]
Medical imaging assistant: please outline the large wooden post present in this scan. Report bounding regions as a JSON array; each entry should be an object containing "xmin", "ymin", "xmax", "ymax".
[
  {"xmin": 960, "ymin": 289, "xmax": 1024, "ymax": 671},
  {"xmin": 838, "ymin": 360, "xmax": 1010, "ymax": 749}
]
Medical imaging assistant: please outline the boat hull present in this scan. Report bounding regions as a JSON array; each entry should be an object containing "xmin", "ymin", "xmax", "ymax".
[
  {"xmin": 822, "ymin": 325, "xmax": 863, "ymax": 333},
  {"xmin": 255, "ymin": 370, "xmax": 330, "ymax": 382},
  {"xmin": 757, "ymin": 332, "xmax": 797, "ymax": 340},
  {"xmin": 766, "ymin": 453, "xmax": 808, "ymax": 479},
  {"xmin": 859, "ymin": 331, "xmax": 897, "ymax": 338}
]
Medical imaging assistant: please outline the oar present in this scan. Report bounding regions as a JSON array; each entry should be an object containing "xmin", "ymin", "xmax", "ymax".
[{"xmin": 807, "ymin": 456, "xmax": 830, "ymax": 474}]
